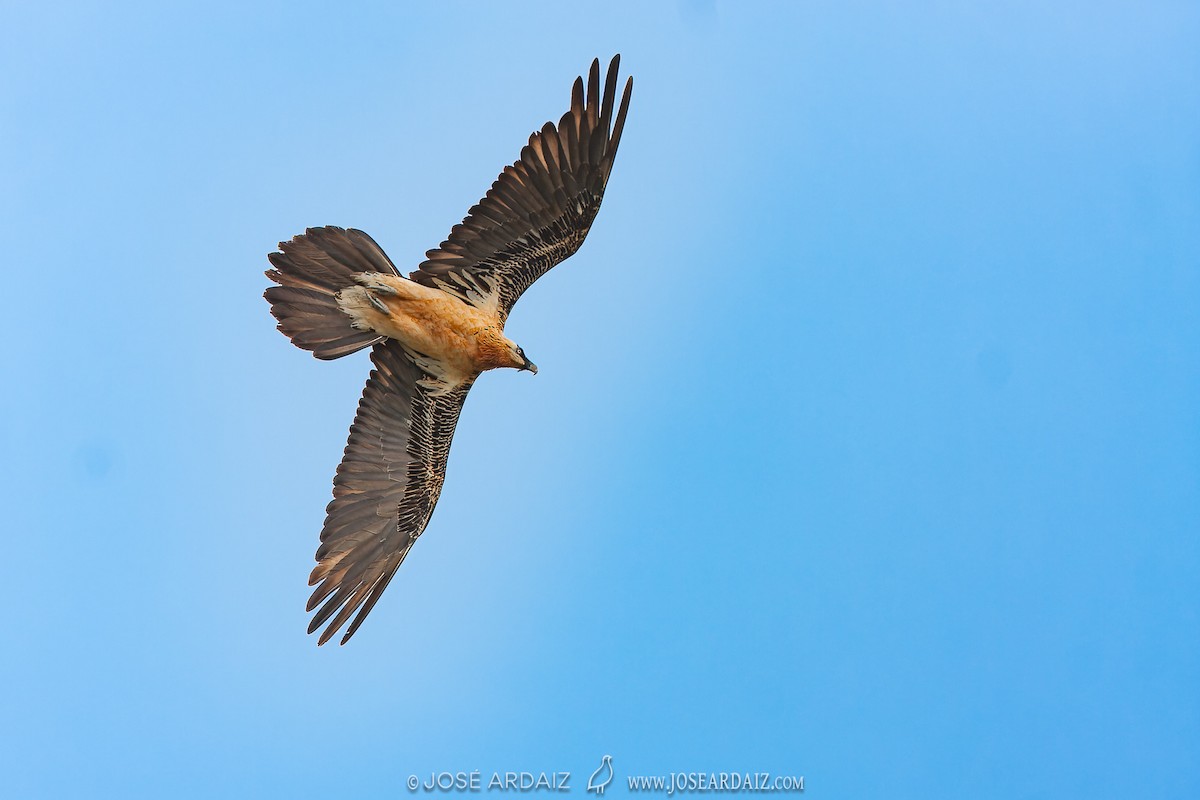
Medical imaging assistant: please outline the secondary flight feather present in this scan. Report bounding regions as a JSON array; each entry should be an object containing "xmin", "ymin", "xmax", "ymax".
[{"xmin": 264, "ymin": 56, "xmax": 632, "ymax": 645}]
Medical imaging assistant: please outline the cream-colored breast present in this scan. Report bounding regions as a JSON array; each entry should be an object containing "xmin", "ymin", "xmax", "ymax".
[{"xmin": 336, "ymin": 273, "xmax": 501, "ymax": 377}]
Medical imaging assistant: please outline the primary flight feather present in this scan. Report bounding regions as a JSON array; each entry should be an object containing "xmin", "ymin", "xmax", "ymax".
[{"xmin": 264, "ymin": 56, "xmax": 632, "ymax": 645}]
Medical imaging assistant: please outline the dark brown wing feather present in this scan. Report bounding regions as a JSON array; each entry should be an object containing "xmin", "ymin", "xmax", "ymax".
[
  {"xmin": 307, "ymin": 341, "xmax": 476, "ymax": 645},
  {"xmin": 409, "ymin": 55, "xmax": 633, "ymax": 321}
]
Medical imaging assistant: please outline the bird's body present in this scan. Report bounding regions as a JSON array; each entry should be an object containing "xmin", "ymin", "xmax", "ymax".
[
  {"xmin": 337, "ymin": 272, "xmax": 519, "ymax": 383},
  {"xmin": 264, "ymin": 56, "xmax": 632, "ymax": 645}
]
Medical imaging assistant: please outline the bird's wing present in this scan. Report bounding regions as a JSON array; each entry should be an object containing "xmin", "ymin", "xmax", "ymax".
[
  {"xmin": 409, "ymin": 55, "xmax": 633, "ymax": 323},
  {"xmin": 306, "ymin": 341, "xmax": 476, "ymax": 645}
]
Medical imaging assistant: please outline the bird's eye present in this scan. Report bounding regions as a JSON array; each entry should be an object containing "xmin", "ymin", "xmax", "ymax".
[{"xmin": 516, "ymin": 347, "xmax": 525, "ymax": 358}]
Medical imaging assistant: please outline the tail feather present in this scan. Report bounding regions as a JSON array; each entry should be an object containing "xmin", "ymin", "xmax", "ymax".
[{"xmin": 265, "ymin": 226, "xmax": 399, "ymax": 360}]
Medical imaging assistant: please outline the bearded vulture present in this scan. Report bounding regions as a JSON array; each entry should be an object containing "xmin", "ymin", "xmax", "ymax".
[{"xmin": 264, "ymin": 56, "xmax": 633, "ymax": 645}]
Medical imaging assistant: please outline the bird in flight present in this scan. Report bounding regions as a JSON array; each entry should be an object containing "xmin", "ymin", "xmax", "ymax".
[{"xmin": 264, "ymin": 56, "xmax": 632, "ymax": 645}]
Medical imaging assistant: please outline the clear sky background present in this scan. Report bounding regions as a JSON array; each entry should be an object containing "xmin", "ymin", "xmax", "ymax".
[{"xmin": 2, "ymin": 1, "xmax": 1197, "ymax": 797}]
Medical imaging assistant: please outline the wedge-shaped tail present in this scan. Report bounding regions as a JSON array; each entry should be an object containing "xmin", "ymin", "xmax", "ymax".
[{"xmin": 264, "ymin": 226, "xmax": 399, "ymax": 360}]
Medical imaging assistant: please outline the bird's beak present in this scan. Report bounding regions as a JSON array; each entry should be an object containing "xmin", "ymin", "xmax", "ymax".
[{"xmin": 522, "ymin": 358, "xmax": 538, "ymax": 375}]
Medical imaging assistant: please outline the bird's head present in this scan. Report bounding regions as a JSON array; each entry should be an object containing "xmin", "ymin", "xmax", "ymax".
[{"xmin": 507, "ymin": 340, "xmax": 537, "ymax": 374}]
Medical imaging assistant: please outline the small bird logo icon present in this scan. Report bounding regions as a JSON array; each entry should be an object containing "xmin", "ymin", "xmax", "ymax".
[{"xmin": 587, "ymin": 755, "xmax": 614, "ymax": 795}]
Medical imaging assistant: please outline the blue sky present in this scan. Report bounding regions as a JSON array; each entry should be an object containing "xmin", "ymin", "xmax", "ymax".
[{"xmin": 2, "ymin": 1, "xmax": 1197, "ymax": 797}]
